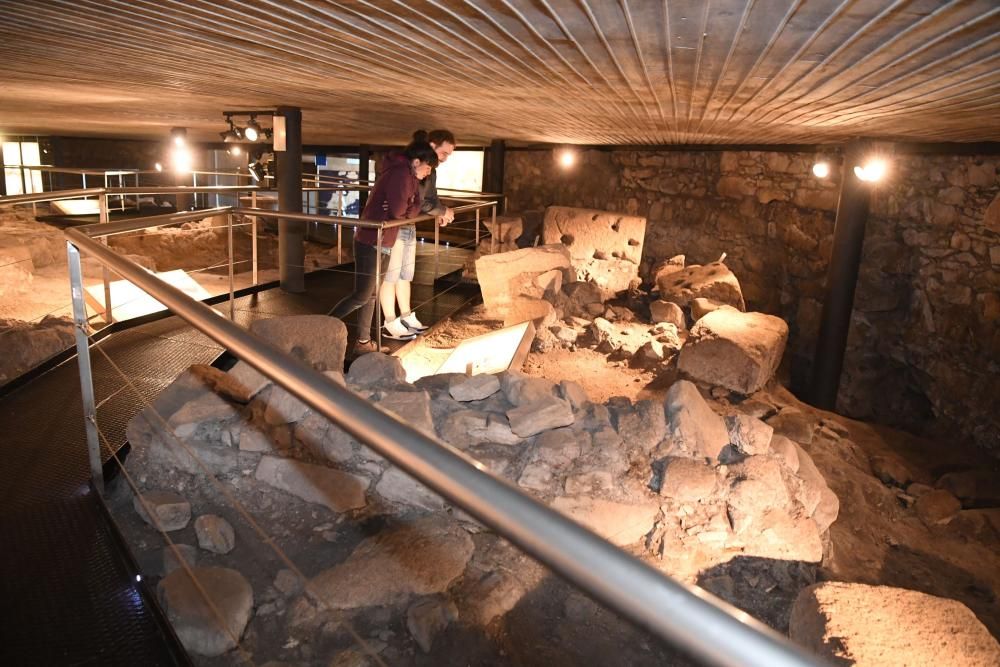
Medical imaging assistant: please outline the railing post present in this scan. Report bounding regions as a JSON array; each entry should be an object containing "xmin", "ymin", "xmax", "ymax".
[
  {"xmin": 475, "ymin": 207, "xmax": 481, "ymax": 251},
  {"xmin": 99, "ymin": 194, "xmax": 113, "ymax": 324},
  {"xmin": 251, "ymin": 191, "xmax": 258, "ymax": 285},
  {"xmin": 491, "ymin": 202, "xmax": 497, "ymax": 254},
  {"xmin": 434, "ymin": 215, "xmax": 440, "ymax": 280},
  {"xmin": 375, "ymin": 227, "xmax": 383, "ymax": 349},
  {"xmin": 227, "ymin": 211, "xmax": 235, "ymax": 320},
  {"xmin": 67, "ymin": 241, "xmax": 104, "ymax": 494},
  {"xmin": 337, "ymin": 191, "xmax": 343, "ymax": 264}
]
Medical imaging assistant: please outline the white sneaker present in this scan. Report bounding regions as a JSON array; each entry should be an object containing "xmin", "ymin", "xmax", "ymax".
[
  {"xmin": 401, "ymin": 313, "xmax": 428, "ymax": 331},
  {"xmin": 383, "ymin": 317, "xmax": 417, "ymax": 340}
]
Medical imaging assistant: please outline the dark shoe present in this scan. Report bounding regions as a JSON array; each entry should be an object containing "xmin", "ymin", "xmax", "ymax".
[{"xmin": 353, "ymin": 339, "xmax": 378, "ymax": 355}]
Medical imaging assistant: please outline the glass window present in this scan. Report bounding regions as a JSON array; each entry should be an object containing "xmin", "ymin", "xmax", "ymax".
[
  {"xmin": 436, "ymin": 150, "xmax": 484, "ymax": 194},
  {"xmin": 2, "ymin": 141, "xmax": 44, "ymax": 194}
]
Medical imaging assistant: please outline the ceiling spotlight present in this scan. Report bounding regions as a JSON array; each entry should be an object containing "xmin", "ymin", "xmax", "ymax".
[
  {"xmin": 170, "ymin": 127, "xmax": 187, "ymax": 147},
  {"xmin": 854, "ymin": 158, "xmax": 887, "ymax": 183},
  {"xmin": 154, "ymin": 162, "xmax": 163, "ymax": 172},
  {"xmin": 244, "ymin": 117, "xmax": 262, "ymax": 142},
  {"xmin": 220, "ymin": 117, "xmax": 242, "ymax": 143},
  {"xmin": 812, "ymin": 161, "xmax": 830, "ymax": 178}
]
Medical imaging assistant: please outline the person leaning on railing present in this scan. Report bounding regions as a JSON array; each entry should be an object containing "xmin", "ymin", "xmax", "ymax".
[
  {"xmin": 380, "ymin": 129, "xmax": 457, "ymax": 339},
  {"xmin": 328, "ymin": 140, "xmax": 439, "ymax": 355}
]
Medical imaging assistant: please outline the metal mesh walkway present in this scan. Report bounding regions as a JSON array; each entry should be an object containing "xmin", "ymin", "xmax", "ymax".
[{"xmin": 0, "ymin": 269, "xmax": 479, "ymax": 665}]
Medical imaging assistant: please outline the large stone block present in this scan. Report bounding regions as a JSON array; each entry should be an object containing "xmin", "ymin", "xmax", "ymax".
[
  {"xmin": 475, "ymin": 245, "xmax": 572, "ymax": 319},
  {"xmin": 542, "ymin": 206, "xmax": 646, "ymax": 292},
  {"xmin": 249, "ymin": 315, "xmax": 347, "ymax": 372},
  {"xmin": 678, "ymin": 309, "xmax": 788, "ymax": 394},
  {"xmin": 790, "ymin": 583, "xmax": 1000, "ymax": 666},
  {"xmin": 657, "ymin": 262, "xmax": 745, "ymax": 311}
]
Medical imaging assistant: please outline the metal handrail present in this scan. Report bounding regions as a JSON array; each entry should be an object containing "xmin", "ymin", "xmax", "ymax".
[{"xmin": 63, "ymin": 226, "xmax": 818, "ymax": 667}]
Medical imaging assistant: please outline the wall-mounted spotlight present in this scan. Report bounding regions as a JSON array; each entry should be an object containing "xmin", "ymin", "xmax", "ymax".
[
  {"xmin": 228, "ymin": 145, "xmax": 242, "ymax": 157},
  {"xmin": 812, "ymin": 161, "xmax": 830, "ymax": 178},
  {"xmin": 853, "ymin": 158, "xmax": 887, "ymax": 183},
  {"xmin": 556, "ymin": 147, "xmax": 577, "ymax": 169},
  {"xmin": 154, "ymin": 162, "xmax": 163, "ymax": 172}
]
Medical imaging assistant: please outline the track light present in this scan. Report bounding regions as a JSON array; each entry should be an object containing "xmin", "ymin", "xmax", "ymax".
[
  {"xmin": 220, "ymin": 116, "xmax": 242, "ymax": 143},
  {"xmin": 244, "ymin": 117, "xmax": 262, "ymax": 142}
]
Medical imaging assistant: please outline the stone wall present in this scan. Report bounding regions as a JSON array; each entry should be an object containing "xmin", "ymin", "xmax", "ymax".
[{"xmin": 504, "ymin": 149, "xmax": 1000, "ymax": 451}]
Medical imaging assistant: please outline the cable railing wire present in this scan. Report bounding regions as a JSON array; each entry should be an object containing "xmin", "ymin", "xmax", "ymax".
[{"xmin": 89, "ymin": 340, "xmax": 390, "ymax": 667}]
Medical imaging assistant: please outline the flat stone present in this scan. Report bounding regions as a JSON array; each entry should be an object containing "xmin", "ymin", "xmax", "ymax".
[
  {"xmin": 915, "ymin": 489, "xmax": 962, "ymax": 526},
  {"xmin": 657, "ymin": 262, "xmax": 745, "ymax": 311},
  {"xmin": 168, "ymin": 393, "xmax": 240, "ymax": 438},
  {"xmin": 767, "ymin": 407, "xmax": 816, "ymax": 445},
  {"xmin": 263, "ymin": 385, "xmax": 310, "ymax": 425},
  {"xmin": 662, "ymin": 380, "xmax": 730, "ymax": 460},
  {"xmin": 507, "ymin": 395, "xmax": 574, "ymax": 437},
  {"xmin": 740, "ymin": 510, "xmax": 823, "ymax": 563},
  {"xmin": 726, "ymin": 456, "xmax": 792, "ymax": 533},
  {"xmin": 649, "ymin": 300, "xmax": 686, "ymax": 330},
  {"xmin": 564, "ymin": 470, "xmax": 615, "ymax": 495},
  {"xmin": 870, "ymin": 455, "xmax": 913, "ymax": 488},
  {"xmin": 449, "ymin": 374, "xmax": 501, "ymax": 402},
  {"xmin": 307, "ymin": 516, "xmax": 474, "ymax": 610},
  {"xmin": 133, "ymin": 490, "xmax": 191, "ymax": 532},
  {"xmin": 501, "ymin": 373, "xmax": 556, "ymax": 406},
  {"xmin": 725, "ymin": 414, "xmax": 774, "ymax": 456},
  {"xmin": 346, "ymin": 352, "xmax": 406, "ymax": 388},
  {"xmin": 254, "ymin": 455, "xmax": 368, "ymax": 512},
  {"xmin": 194, "ymin": 515, "xmax": 236, "ymax": 554},
  {"xmin": 649, "ymin": 254, "xmax": 685, "ymax": 285},
  {"xmin": 551, "ymin": 496, "xmax": 660, "ymax": 546},
  {"xmin": 407, "ymin": 597, "xmax": 458, "ymax": 653},
  {"xmin": 226, "ymin": 361, "xmax": 271, "ymax": 400},
  {"xmin": 790, "ymin": 583, "xmax": 1000, "ymax": 667},
  {"xmin": 249, "ymin": 314, "xmax": 347, "ymax": 372},
  {"xmin": 158, "ymin": 566, "xmax": 253, "ymax": 657},
  {"xmin": 377, "ymin": 390, "xmax": 435, "ymax": 436},
  {"xmin": 936, "ymin": 469, "xmax": 1000, "ymax": 507},
  {"xmin": 189, "ymin": 363, "xmax": 259, "ymax": 404},
  {"xmin": 559, "ymin": 379, "xmax": 590, "ymax": 410},
  {"xmin": 690, "ymin": 297, "xmax": 729, "ymax": 322},
  {"xmin": 659, "ymin": 457, "xmax": 719, "ymax": 502},
  {"xmin": 678, "ymin": 309, "xmax": 788, "ymax": 395},
  {"xmin": 375, "ymin": 467, "xmax": 445, "ymax": 510},
  {"xmin": 768, "ymin": 434, "xmax": 800, "ymax": 472},
  {"xmin": 616, "ymin": 399, "xmax": 666, "ymax": 452}
]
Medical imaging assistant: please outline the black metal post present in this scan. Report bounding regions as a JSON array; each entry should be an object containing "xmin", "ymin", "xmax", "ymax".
[
  {"xmin": 810, "ymin": 141, "xmax": 872, "ymax": 409},
  {"xmin": 277, "ymin": 106, "xmax": 304, "ymax": 293},
  {"xmin": 486, "ymin": 139, "xmax": 506, "ymax": 211}
]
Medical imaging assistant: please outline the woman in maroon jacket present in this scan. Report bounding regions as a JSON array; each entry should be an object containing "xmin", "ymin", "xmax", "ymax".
[{"xmin": 330, "ymin": 140, "xmax": 438, "ymax": 355}]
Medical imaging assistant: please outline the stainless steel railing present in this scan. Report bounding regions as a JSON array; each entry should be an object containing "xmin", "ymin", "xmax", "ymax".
[{"xmin": 62, "ymin": 218, "xmax": 819, "ymax": 667}]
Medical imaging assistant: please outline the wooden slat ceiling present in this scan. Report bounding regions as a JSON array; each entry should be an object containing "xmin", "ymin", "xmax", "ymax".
[{"xmin": 0, "ymin": 0, "xmax": 998, "ymax": 146}]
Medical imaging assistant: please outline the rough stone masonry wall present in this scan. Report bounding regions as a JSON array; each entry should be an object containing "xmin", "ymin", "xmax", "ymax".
[{"xmin": 505, "ymin": 149, "xmax": 1000, "ymax": 452}]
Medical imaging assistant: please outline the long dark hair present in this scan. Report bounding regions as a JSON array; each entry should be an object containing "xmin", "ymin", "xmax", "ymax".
[
  {"xmin": 413, "ymin": 129, "xmax": 455, "ymax": 147},
  {"xmin": 403, "ymin": 139, "xmax": 439, "ymax": 167}
]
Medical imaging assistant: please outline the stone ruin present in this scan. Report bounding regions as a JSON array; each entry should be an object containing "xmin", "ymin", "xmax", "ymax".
[{"xmin": 113, "ymin": 205, "xmax": 999, "ymax": 664}]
